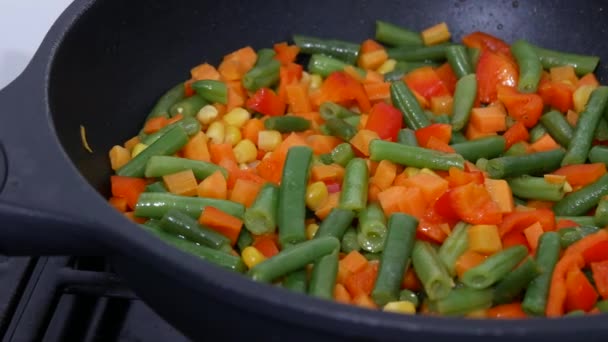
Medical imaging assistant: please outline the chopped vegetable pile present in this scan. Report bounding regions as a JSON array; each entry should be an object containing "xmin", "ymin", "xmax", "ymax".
[{"xmin": 107, "ymin": 20, "xmax": 608, "ymax": 318}]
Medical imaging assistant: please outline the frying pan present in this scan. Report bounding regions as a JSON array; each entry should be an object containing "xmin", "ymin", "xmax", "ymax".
[{"xmin": 1, "ymin": 0, "xmax": 608, "ymax": 340}]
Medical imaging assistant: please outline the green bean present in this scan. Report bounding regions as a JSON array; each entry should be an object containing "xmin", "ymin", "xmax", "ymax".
[
  {"xmin": 357, "ymin": 203, "xmax": 388, "ymax": 253},
  {"xmin": 508, "ymin": 175, "xmax": 567, "ymax": 202},
  {"xmin": 146, "ymin": 82, "xmax": 185, "ymax": 120},
  {"xmin": 589, "ymin": 146, "xmax": 608, "ymax": 166},
  {"xmin": 595, "ymin": 199, "xmax": 608, "ymax": 227},
  {"xmin": 450, "ymin": 74, "xmax": 477, "ymax": 131},
  {"xmin": 309, "ymin": 250, "xmax": 339, "ymax": 300},
  {"xmin": 243, "ymin": 59, "xmax": 281, "ymax": 91},
  {"xmin": 307, "ymin": 54, "xmax": 365, "ymax": 78},
  {"xmin": 293, "ymin": 35, "xmax": 359, "ymax": 64},
  {"xmin": 282, "ymin": 269, "xmax": 308, "ymax": 293},
  {"xmin": 530, "ymin": 44, "xmax": 600, "ymax": 75},
  {"xmin": 467, "ymin": 47, "xmax": 481, "ymax": 69},
  {"xmin": 511, "ymin": 40, "xmax": 542, "ymax": 93},
  {"xmin": 363, "ymin": 252, "xmax": 382, "ymax": 261},
  {"xmin": 117, "ymin": 126, "xmax": 189, "ymax": 177},
  {"xmin": 249, "ymin": 236, "xmax": 340, "ymax": 283},
  {"xmin": 159, "ymin": 209, "xmax": 231, "ymax": 251},
  {"xmin": 540, "ymin": 110, "xmax": 573, "ymax": 147},
  {"xmin": 330, "ymin": 143, "xmax": 355, "ymax": 167},
  {"xmin": 372, "ymin": 213, "xmax": 418, "ymax": 305},
  {"xmin": 529, "ymin": 123, "xmax": 547, "ymax": 143},
  {"xmin": 278, "ymin": 146, "xmax": 313, "ymax": 247},
  {"xmin": 390, "ymin": 81, "xmax": 431, "ymax": 130},
  {"xmin": 315, "ymin": 208, "xmax": 356, "ymax": 240},
  {"xmin": 317, "ymin": 153, "xmax": 334, "ymax": 165},
  {"xmin": 370, "ymin": 140, "xmax": 465, "ymax": 171},
  {"xmin": 244, "ymin": 183, "xmax": 279, "ymax": 235},
  {"xmin": 142, "ymin": 116, "xmax": 201, "ymax": 145},
  {"xmin": 438, "ymin": 222, "xmax": 469, "ymax": 277},
  {"xmin": 255, "ymin": 48, "xmax": 276, "ymax": 66},
  {"xmin": 462, "ymin": 245, "xmax": 528, "ymax": 289},
  {"xmin": 450, "ymin": 131, "xmax": 467, "ymax": 144},
  {"xmin": 503, "ymin": 141, "xmax": 528, "ymax": 157},
  {"xmin": 397, "ymin": 128, "xmax": 419, "ymax": 146},
  {"xmin": 134, "ymin": 192, "xmax": 245, "ymax": 219},
  {"xmin": 485, "ymin": 149, "xmax": 566, "ymax": 179},
  {"xmin": 341, "ymin": 227, "xmax": 360, "ymax": 253},
  {"xmin": 169, "ymin": 95, "xmax": 207, "ymax": 117},
  {"xmin": 141, "ymin": 224, "xmax": 245, "ymax": 272},
  {"xmin": 319, "ymin": 102, "xmax": 358, "ymax": 121},
  {"xmin": 412, "ymin": 241, "xmax": 453, "ymax": 300},
  {"xmin": 399, "ymin": 289, "xmax": 420, "ymax": 307},
  {"xmin": 387, "ymin": 43, "xmax": 454, "ymax": 62},
  {"xmin": 325, "ymin": 118, "xmax": 357, "ymax": 141},
  {"xmin": 558, "ymin": 226, "xmax": 600, "ymax": 248},
  {"xmin": 264, "ymin": 116, "xmax": 311, "ymax": 133},
  {"xmin": 562, "ymin": 87, "xmax": 608, "ymax": 166},
  {"xmin": 375, "ymin": 20, "xmax": 423, "ymax": 46},
  {"xmin": 451, "ymin": 136, "xmax": 506, "ymax": 162},
  {"xmin": 342, "ymin": 115, "xmax": 361, "ymax": 128},
  {"xmin": 192, "ymin": 80, "xmax": 228, "ymax": 104},
  {"xmin": 522, "ymin": 232, "xmax": 561, "ymax": 315},
  {"xmin": 446, "ymin": 45, "xmax": 473, "ymax": 79},
  {"xmin": 236, "ymin": 228, "xmax": 253, "ymax": 252},
  {"xmin": 493, "ymin": 258, "xmax": 540, "ymax": 305},
  {"xmin": 384, "ymin": 61, "xmax": 440, "ymax": 82},
  {"xmin": 556, "ymin": 216, "xmax": 597, "ymax": 227},
  {"xmin": 595, "ymin": 299, "xmax": 608, "ymax": 313},
  {"xmin": 428, "ymin": 287, "xmax": 494, "ymax": 316},
  {"xmin": 145, "ymin": 181, "xmax": 167, "ymax": 193},
  {"xmin": 339, "ymin": 158, "xmax": 369, "ymax": 212},
  {"xmin": 595, "ymin": 118, "xmax": 608, "ymax": 141},
  {"xmin": 430, "ymin": 113, "xmax": 451, "ymax": 124},
  {"xmin": 553, "ymin": 174, "xmax": 608, "ymax": 216},
  {"xmin": 144, "ymin": 156, "xmax": 227, "ymax": 179}
]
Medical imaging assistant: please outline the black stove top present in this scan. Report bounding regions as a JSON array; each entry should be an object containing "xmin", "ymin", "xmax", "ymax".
[{"xmin": 1, "ymin": 255, "xmax": 190, "ymax": 341}]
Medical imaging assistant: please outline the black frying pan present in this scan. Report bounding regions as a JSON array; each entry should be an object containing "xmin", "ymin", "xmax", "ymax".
[{"xmin": 1, "ymin": 0, "xmax": 608, "ymax": 340}]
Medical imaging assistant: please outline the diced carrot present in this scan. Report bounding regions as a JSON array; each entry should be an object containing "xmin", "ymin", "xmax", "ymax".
[
  {"xmin": 315, "ymin": 192, "xmax": 340, "ymax": 220},
  {"xmin": 256, "ymin": 133, "xmax": 307, "ymax": 183},
  {"xmin": 218, "ymin": 46, "xmax": 257, "ymax": 81},
  {"xmin": 360, "ymin": 39, "xmax": 384, "ymax": 54},
  {"xmin": 111, "ymin": 175, "xmax": 148, "ymax": 210},
  {"xmin": 358, "ymin": 50, "xmax": 389, "ymax": 71},
  {"xmin": 190, "ymin": 63, "xmax": 221, "ymax": 81},
  {"xmin": 226, "ymin": 85, "xmax": 245, "ymax": 112},
  {"xmin": 108, "ymin": 196, "xmax": 128, "ymax": 212},
  {"xmin": 484, "ymin": 178, "xmax": 514, "ymax": 213},
  {"xmin": 465, "ymin": 122, "xmax": 497, "ymax": 140},
  {"xmin": 337, "ymin": 262, "xmax": 353, "ymax": 285},
  {"xmin": 486, "ymin": 303, "xmax": 527, "ymax": 319},
  {"xmin": 214, "ymin": 103, "xmax": 227, "ymax": 117},
  {"xmin": 143, "ymin": 116, "xmax": 169, "ymax": 134},
  {"xmin": 377, "ymin": 186, "xmax": 407, "ymax": 216},
  {"xmin": 425, "ymin": 136, "xmax": 456, "ymax": 153},
  {"xmin": 529, "ymin": 133, "xmax": 560, "ymax": 152},
  {"xmin": 286, "ymin": 83, "xmax": 312, "ymax": 113},
  {"xmin": 340, "ymin": 250, "xmax": 369, "ymax": 274},
  {"xmin": 470, "ymin": 105, "xmax": 507, "ymax": 133},
  {"xmin": 371, "ymin": 160, "xmax": 398, "ymax": 191},
  {"xmin": 241, "ymin": 118, "xmax": 265, "ymax": 143},
  {"xmin": 430, "ymin": 95, "xmax": 454, "ymax": 115},
  {"xmin": 109, "ymin": 145, "xmax": 131, "ymax": 171},
  {"xmin": 397, "ymin": 187, "xmax": 428, "ymax": 218},
  {"xmin": 273, "ymin": 42, "xmax": 300, "ymax": 65},
  {"xmin": 123, "ymin": 136, "xmax": 141, "ymax": 151},
  {"xmin": 334, "ymin": 284, "xmax": 352, "ymax": 304},
  {"xmin": 552, "ymin": 163, "xmax": 607, "ymax": 188},
  {"xmin": 502, "ymin": 231, "xmax": 529, "ymax": 250},
  {"xmin": 197, "ymin": 170, "xmax": 228, "ymax": 199},
  {"xmin": 199, "ymin": 206, "xmax": 243, "ymax": 245},
  {"xmin": 566, "ymin": 110, "xmax": 579, "ymax": 126},
  {"xmin": 310, "ymin": 164, "xmax": 345, "ymax": 183},
  {"xmin": 163, "ymin": 170, "xmax": 198, "ymax": 196},
  {"xmin": 577, "ymin": 73, "xmax": 600, "ymax": 88},
  {"xmin": 229, "ymin": 178, "xmax": 263, "ymax": 207},
  {"xmin": 526, "ymin": 200, "xmax": 554, "ymax": 210},
  {"xmin": 401, "ymin": 173, "xmax": 449, "ymax": 203},
  {"xmin": 252, "ymin": 235, "xmax": 280, "ymax": 258},
  {"xmin": 183, "ymin": 132, "xmax": 211, "ymax": 162},
  {"xmin": 350, "ymin": 129, "xmax": 380, "ymax": 157},
  {"xmin": 523, "ymin": 222, "xmax": 544, "ymax": 251},
  {"xmin": 364, "ymin": 70, "xmax": 385, "ymax": 85},
  {"xmin": 352, "ymin": 294, "xmax": 378, "ymax": 309},
  {"xmin": 358, "ymin": 114, "xmax": 369, "ymax": 130},
  {"xmin": 368, "ymin": 183, "xmax": 382, "ymax": 202},
  {"xmin": 455, "ymin": 250, "xmax": 487, "ymax": 279},
  {"xmin": 401, "ymin": 268, "xmax": 422, "ymax": 291},
  {"xmin": 344, "ymin": 261, "xmax": 379, "ymax": 297},
  {"xmin": 306, "ymin": 135, "xmax": 342, "ymax": 155},
  {"xmin": 343, "ymin": 65, "xmax": 365, "ymax": 83},
  {"xmin": 363, "ymin": 82, "xmax": 391, "ymax": 102},
  {"xmin": 550, "ymin": 65, "xmax": 578, "ymax": 86},
  {"xmin": 502, "ymin": 121, "xmax": 529, "ymax": 150},
  {"xmin": 209, "ymin": 143, "xmax": 237, "ymax": 164},
  {"xmin": 124, "ymin": 212, "xmax": 147, "ymax": 224}
]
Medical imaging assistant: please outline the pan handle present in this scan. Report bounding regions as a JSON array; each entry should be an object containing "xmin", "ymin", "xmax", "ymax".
[{"xmin": 0, "ymin": 71, "xmax": 109, "ymax": 256}]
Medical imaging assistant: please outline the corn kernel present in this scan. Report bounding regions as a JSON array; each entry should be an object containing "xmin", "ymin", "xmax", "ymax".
[
  {"xmin": 421, "ymin": 22, "xmax": 451, "ymax": 46},
  {"xmin": 242, "ymin": 246, "xmax": 267, "ymax": 269},
  {"xmin": 563, "ymin": 181, "xmax": 573, "ymax": 193},
  {"xmin": 383, "ymin": 301, "xmax": 416, "ymax": 314},
  {"xmin": 224, "ymin": 125, "xmax": 242, "ymax": 146},
  {"xmin": 404, "ymin": 167, "xmax": 420, "ymax": 177},
  {"xmin": 468, "ymin": 224, "xmax": 502, "ymax": 255},
  {"xmin": 309, "ymin": 74, "xmax": 323, "ymax": 92},
  {"xmin": 306, "ymin": 223, "xmax": 320, "ymax": 240},
  {"xmin": 573, "ymin": 85, "xmax": 597, "ymax": 113},
  {"xmin": 306, "ymin": 181, "xmax": 329, "ymax": 211},
  {"xmin": 131, "ymin": 143, "xmax": 148, "ymax": 158},
  {"xmin": 233, "ymin": 139, "xmax": 258, "ymax": 164},
  {"xmin": 206, "ymin": 121, "xmax": 225, "ymax": 144},
  {"xmin": 419, "ymin": 168, "xmax": 439, "ymax": 177},
  {"xmin": 196, "ymin": 104, "xmax": 219, "ymax": 125},
  {"xmin": 223, "ymin": 107, "xmax": 251, "ymax": 128},
  {"xmin": 257, "ymin": 130, "xmax": 283, "ymax": 151},
  {"xmin": 377, "ymin": 59, "xmax": 397, "ymax": 74}
]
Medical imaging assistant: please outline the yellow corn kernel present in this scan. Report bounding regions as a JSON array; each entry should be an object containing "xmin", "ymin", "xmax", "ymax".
[
  {"xmin": 377, "ymin": 59, "xmax": 397, "ymax": 75},
  {"xmin": 224, "ymin": 125, "xmax": 242, "ymax": 146},
  {"xmin": 109, "ymin": 145, "xmax": 131, "ymax": 171},
  {"xmin": 404, "ymin": 167, "xmax": 420, "ymax": 177},
  {"xmin": 306, "ymin": 223, "xmax": 320, "ymax": 240},
  {"xmin": 196, "ymin": 104, "xmax": 219, "ymax": 125},
  {"xmin": 309, "ymin": 74, "xmax": 323, "ymax": 92},
  {"xmin": 131, "ymin": 143, "xmax": 148, "ymax": 158},
  {"xmin": 241, "ymin": 246, "xmax": 267, "ymax": 269},
  {"xmin": 573, "ymin": 85, "xmax": 597, "ymax": 113},
  {"xmin": 257, "ymin": 130, "xmax": 283, "ymax": 152},
  {"xmin": 468, "ymin": 224, "xmax": 502, "ymax": 255},
  {"xmin": 419, "ymin": 168, "xmax": 439, "ymax": 177},
  {"xmin": 383, "ymin": 301, "xmax": 416, "ymax": 314},
  {"xmin": 544, "ymin": 174, "xmax": 566, "ymax": 185},
  {"xmin": 223, "ymin": 107, "xmax": 251, "ymax": 128},
  {"xmin": 306, "ymin": 181, "xmax": 329, "ymax": 211},
  {"xmin": 233, "ymin": 139, "xmax": 258, "ymax": 164},
  {"xmin": 206, "ymin": 121, "xmax": 225, "ymax": 144},
  {"xmin": 563, "ymin": 181, "xmax": 573, "ymax": 193},
  {"xmin": 421, "ymin": 22, "xmax": 451, "ymax": 46}
]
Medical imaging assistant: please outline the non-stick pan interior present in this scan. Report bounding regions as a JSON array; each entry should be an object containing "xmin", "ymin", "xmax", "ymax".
[{"xmin": 47, "ymin": 0, "xmax": 608, "ymax": 197}]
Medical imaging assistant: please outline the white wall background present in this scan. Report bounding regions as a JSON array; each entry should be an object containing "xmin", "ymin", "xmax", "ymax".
[{"xmin": 0, "ymin": 0, "xmax": 73, "ymax": 89}]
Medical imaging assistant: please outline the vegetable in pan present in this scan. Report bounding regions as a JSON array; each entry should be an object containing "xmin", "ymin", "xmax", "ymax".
[{"xmin": 107, "ymin": 20, "xmax": 608, "ymax": 318}]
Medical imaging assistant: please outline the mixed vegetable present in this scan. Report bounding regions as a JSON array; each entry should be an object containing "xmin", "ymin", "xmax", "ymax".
[{"xmin": 106, "ymin": 20, "xmax": 608, "ymax": 318}]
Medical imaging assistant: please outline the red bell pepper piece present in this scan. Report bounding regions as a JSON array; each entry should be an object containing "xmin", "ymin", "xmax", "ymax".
[
  {"xmin": 415, "ymin": 123, "xmax": 452, "ymax": 147},
  {"xmin": 502, "ymin": 121, "xmax": 530, "ymax": 150},
  {"xmin": 365, "ymin": 102, "xmax": 403, "ymax": 141},
  {"xmin": 246, "ymin": 88, "xmax": 286, "ymax": 116},
  {"xmin": 498, "ymin": 208, "xmax": 556, "ymax": 237},
  {"xmin": 448, "ymin": 182, "xmax": 503, "ymax": 225},
  {"xmin": 273, "ymin": 42, "xmax": 300, "ymax": 65},
  {"xmin": 591, "ymin": 260, "xmax": 608, "ymax": 299},
  {"xmin": 432, "ymin": 190, "xmax": 460, "ymax": 222},
  {"xmin": 445, "ymin": 167, "xmax": 484, "ymax": 188},
  {"xmin": 404, "ymin": 66, "xmax": 450, "ymax": 101},
  {"xmin": 462, "ymin": 31, "xmax": 512, "ymax": 57},
  {"xmin": 435, "ymin": 63, "xmax": 458, "ymax": 94},
  {"xmin": 582, "ymin": 240, "xmax": 608, "ymax": 264},
  {"xmin": 416, "ymin": 218, "xmax": 448, "ymax": 244},
  {"xmin": 538, "ymin": 79, "xmax": 574, "ymax": 113},
  {"xmin": 551, "ymin": 163, "xmax": 607, "ymax": 188},
  {"xmin": 316, "ymin": 71, "xmax": 371, "ymax": 112},
  {"xmin": 110, "ymin": 176, "xmax": 148, "ymax": 210},
  {"xmin": 565, "ymin": 267, "xmax": 598, "ymax": 312},
  {"xmin": 277, "ymin": 63, "xmax": 303, "ymax": 101},
  {"xmin": 497, "ymin": 86, "xmax": 543, "ymax": 128},
  {"xmin": 475, "ymin": 50, "xmax": 518, "ymax": 104}
]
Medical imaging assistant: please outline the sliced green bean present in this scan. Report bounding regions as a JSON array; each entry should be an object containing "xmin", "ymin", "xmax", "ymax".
[
  {"xmin": 244, "ymin": 183, "xmax": 279, "ymax": 235},
  {"xmin": 558, "ymin": 226, "xmax": 601, "ymax": 248},
  {"xmin": 192, "ymin": 80, "xmax": 228, "ymax": 104},
  {"xmin": 370, "ymin": 140, "xmax": 465, "ymax": 171},
  {"xmin": 264, "ymin": 116, "xmax": 311, "ymax": 133},
  {"xmin": 522, "ymin": 232, "xmax": 561, "ymax": 315},
  {"xmin": 462, "ymin": 245, "xmax": 528, "ymax": 289},
  {"xmin": 169, "ymin": 95, "xmax": 207, "ymax": 117},
  {"xmin": 325, "ymin": 118, "xmax": 357, "ymax": 141},
  {"xmin": 438, "ymin": 222, "xmax": 469, "ymax": 277},
  {"xmin": 450, "ymin": 74, "xmax": 477, "ymax": 131},
  {"xmin": 553, "ymin": 174, "xmax": 608, "ymax": 216},
  {"xmin": 341, "ymin": 227, "xmax": 361, "ymax": 253},
  {"xmin": 412, "ymin": 241, "xmax": 453, "ymax": 300},
  {"xmin": 319, "ymin": 102, "xmax": 358, "ymax": 121},
  {"xmin": 309, "ymin": 250, "xmax": 339, "ymax": 300},
  {"xmin": 485, "ymin": 149, "xmax": 565, "ymax": 179},
  {"xmin": 595, "ymin": 299, "xmax": 608, "ymax": 313},
  {"xmin": 330, "ymin": 143, "xmax": 355, "ymax": 167},
  {"xmin": 315, "ymin": 208, "xmax": 356, "ymax": 240},
  {"xmin": 556, "ymin": 216, "xmax": 597, "ymax": 227},
  {"xmin": 159, "ymin": 209, "xmax": 231, "ymax": 251},
  {"xmin": 145, "ymin": 181, "xmax": 167, "ymax": 193},
  {"xmin": 142, "ymin": 116, "xmax": 201, "ymax": 145},
  {"xmin": 144, "ymin": 156, "xmax": 227, "ymax": 179},
  {"xmin": 531, "ymin": 44, "xmax": 600, "ymax": 75},
  {"xmin": 135, "ymin": 192, "xmax": 245, "ymax": 219},
  {"xmin": 446, "ymin": 45, "xmax": 473, "ymax": 79},
  {"xmin": 282, "ymin": 269, "xmax": 308, "ymax": 293},
  {"xmin": 391, "ymin": 81, "xmax": 431, "ymax": 130},
  {"xmin": 397, "ymin": 128, "xmax": 419, "ymax": 146},
  {"xmin": 451, "ymin": 136, "xmax": 506, "ymax": 162},
  {"xmin": 255, "ymin": 48, "xmax": 276, "ymax": 65},
  {"xmin": 595, "ymin": 118, "xmax": 608, "ymax": 141},
  {"xmin": 399, "ymin": 289, "xmax": 420, "ymax": 307},
  {"xmin": 589, "ymin": 146, "xmax": 608, "ymax": 166},
  {"xmin": 595, "ymin": 199, "xmax": 608, "ymax": 227},
  {"xmin": 529, "ymin": 123, "xmax": 547, "ymax": 143},
  {"xmin": 293, "ymin": 35, "xmax": 359, "ymax": 64},
  {"xmin": 339, "ymin": 158, "xmax": 369, "ymax": 212},
  {"xmin": 146, "ymin": 82, "xmax": 185, "ymax": 120},
  {"xmin": 467, "ymin": 47, "xmax": 481, "ymax": 69},
  {"xmin": 493, "ymin": 258, "xmax": 540, "ymax": 305},
  {"xmin": 243, "ymin": 59, "xmax": 281, "ymax": 91},
  {"xmin": 357, "ymin": 203, "xmax": 388, "ymax": 253},
  {"xmin": 428, "ymin": 287, "xmax": 494, "ymax": 316},
  {"xmin": 375, "ymin": 20, "xmax": 423, "ymax": 46},
  {"xmin": 388, "ymin": 43, "xmax": 454, "ymax": 62},
  {"xmin": 236, "ymin": 228, "xmax": 253, "ymax": 252},
  {"xmin": 511, "ymin": 40, "xmax": 542, "ymax": 93},
  {"xmin": 508, "ymin": 175, "xmax": 567, "ymax": 201},
  {"xmin": 540, "ymin": 110, "xmax": 573, "ymax": 147},
  {"xmin": 307, "ymin": 54, "xmax": 365, "ymax": 78}
]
